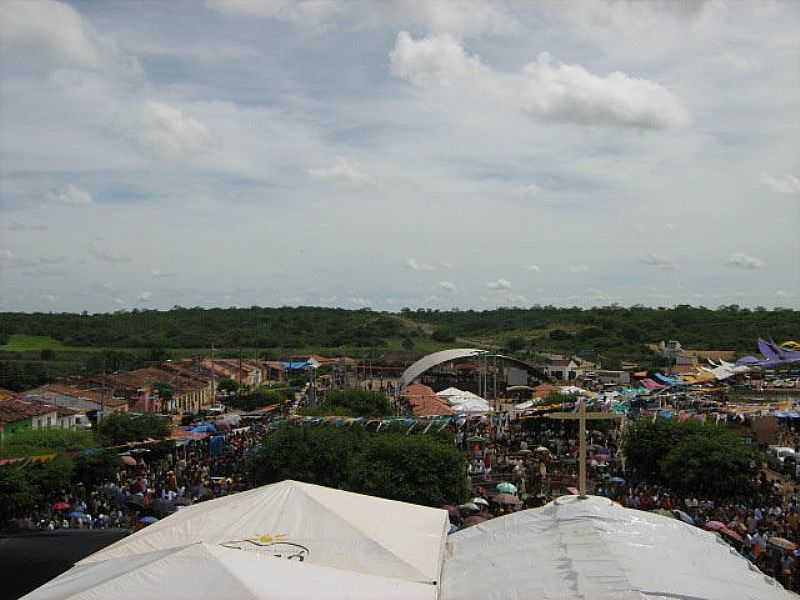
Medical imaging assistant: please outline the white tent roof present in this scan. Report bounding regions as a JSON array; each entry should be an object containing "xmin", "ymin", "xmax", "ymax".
[
  {"xmin": 437, "ymin": 387, "xmax": 492, "ymax": 414},
  {"xmin": 400, "ymin": 349, "xmax": 486, "ymax": 388},
  {"xmin": 80, "ymin": 480, "xmax": 449, "ymax": 586},
  {"xmin": 23, "ymin": 542, "xmax": 438, "ymax": 600},
  {"xmin": 442, "ymin": 495, "xmax": 795, "ymax": 600}
]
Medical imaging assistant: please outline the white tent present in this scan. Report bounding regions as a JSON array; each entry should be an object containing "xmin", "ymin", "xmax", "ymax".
[
  {"xmin": 441, "ymin": 495, "xmax": 795, "ymax": 600},
  {"xmin": 437, "ymin": 387, "xmax": 492, "ymax": 414},
  {"xmin": 81, "ymin": 480, "xmax": 449, "ymax": 586},
  {"xmin": 23, "ymin": 542, "xmax": 437, "ymax": 600}
]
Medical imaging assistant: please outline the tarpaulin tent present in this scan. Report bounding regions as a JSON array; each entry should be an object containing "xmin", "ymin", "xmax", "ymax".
[
  {"xmin": 22, "ymin": 542, "xmax": 437, "ymax": 600},
  {"xmin": 79, "ymin": 480, "xmax": 449, "ymax": 586},
  {"xmin": 437, "ymin": 388, "xmax": 492, "ymax": 414},
  {"xmin": 441, "ymin": 495, "xmax": 794, "ymax": 600}
]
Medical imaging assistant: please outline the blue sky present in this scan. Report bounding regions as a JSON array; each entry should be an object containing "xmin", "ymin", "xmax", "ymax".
[{"xmin": 1, "ymin": 0, "xmax": 798, "ymax": 312}]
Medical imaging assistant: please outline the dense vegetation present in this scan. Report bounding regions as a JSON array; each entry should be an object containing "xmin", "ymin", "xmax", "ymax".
[
  {"xmin": 246, "ymin": 426, "xmax": 468, "ymax": 507},
  {"xmin": 623, "ymin": 419, "xmax": 760, "ymax": 498},
  {"xmin": 299, "ymin": 389, "xmax": 392, "ymax": 417},
  {"xmin": 1, "ymin": 305, "xmax": 797, "ymax": 390},
  {"xmin": 223, "ymin": 387, "xmax": 291, "ymax": 412}
]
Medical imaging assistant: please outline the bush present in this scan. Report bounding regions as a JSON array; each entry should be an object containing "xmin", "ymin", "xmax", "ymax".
[
  {"xmin": 97, "ymin": 413, "xmax": 171, "ymax": 446},
  {"xmin": 549, "ymin": 329, "xmax": 573, "ymax": 341},
  {"xmin": 305, "ymin": 390, "xmax": 391, "ymax": 417},
  {"xmin": 73, "ymin": 449, "xmax": 121, "ymax": 488},
  {"xmin": 247, "ymin": 427, "xmax": 468, "ymax": 506},
  {"xmin": 225, "ymin": 388, "xmax": 288, "ymax": 412},
  {"xmin": 431, "ymin": 329, "xmax": 455, "ymax": 343}
]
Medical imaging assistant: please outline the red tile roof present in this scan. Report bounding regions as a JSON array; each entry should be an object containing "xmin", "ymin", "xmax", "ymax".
[
  {"xmin": 0, "ymin": 398, "xmax": 58, "ymax": 425},
  {"xmin": 402, "ymin": 384, "xmax": 454, "ymax": 417}
]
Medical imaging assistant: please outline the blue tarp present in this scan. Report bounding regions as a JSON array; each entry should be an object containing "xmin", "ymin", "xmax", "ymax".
[
  {"xmin": 654, "ymin": 373, "xmax": 681, "ymax": 386},
  {"xmin": 283, "ymin": 361, "xmax": 311, "ymax": 371}
]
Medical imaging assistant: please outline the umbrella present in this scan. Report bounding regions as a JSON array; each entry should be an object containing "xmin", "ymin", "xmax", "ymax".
[
  {"xmin": 720, "ymin": 527, "xmax": 744, "ymax": 544},
  {"xmin": 704, "ymin": 521, "xmax": 726, "ymax": 532},
  {"xmin": 493, "ymin": 493, "xmax": 521, "ymax": 506},
  {"xmin": 458, "ymin": 502, "xmax": 480, "ymax": 514},
  {"xmin": 119, "ymin": 455, "xmax": 137, "ymax": 466},
  {"xmin": 496, "ymin": 482, "xmax": 518, "ymax": 494},
  {"xmin": 608, "ymin": 477, "xmax": 626, "ymax": 485},
  {"xmin": 472, "ymin": 497, "xmax": 489, "ymax": 507},
  {"xmin": 138, "ymin": 516, "xmax": 159, "ymax": 525},
  {"xmin": 463, "ymin": 515, "xmax": 488, "ymax": 526},
  {"xmin": 52, "ymin": 502, "xmax": 70, "ymax": 511},
  {"xmin": 466, "ymin": 436, "xmax": 486, "ymax": 443},
  {"xmin": 673, "ymin": 510, "xmax": 695, "ymax": 525},
  {"xmin": 68, "ymin": 511, "xmax": 86, "ymax": 519},
  {"xmin": 534, "ymin": 446, "xmax": 550, "ymax": 453},
  {"xmin": 769, "ymin": 537, "xmax": 799, "ymax": 551}
]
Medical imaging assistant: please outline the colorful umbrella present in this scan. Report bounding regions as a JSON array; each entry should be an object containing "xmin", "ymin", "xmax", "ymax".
[
  {"xmin": 769, "ymin": 537, "xmax": 798, "ymax": 551},
  {"xmin": 68, "ymin": 511, "xmax": 86, "ymax": 519},
  {"xmin": 472, "ymin": 497, "xmax": 489, "ymax": 507},
  {"xmin": 704, "ymin": 521, "xmax": 726, "ymax": 532},
  {"xmin": 139, "ymin": 516, "xmax": 159, "ymax": 525},
  {"xmin": 119, "ymin": 455, "xmax": 137, "ymax": 466},
  {"xmin": 52, "ymin": 502, "xmax": 70, "ymax": 511},
  {"xmin": 458, "ymin": 502, "xmax": 480, "ymax": 514},
  {"xmin": 720, "ymin": 527, "xmax": 744, "ymax": 544}
]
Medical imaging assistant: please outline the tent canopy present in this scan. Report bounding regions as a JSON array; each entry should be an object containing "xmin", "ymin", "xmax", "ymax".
[
  {"xmin": 437, "ymin": 387, "xmax": 492, "ymax": 414},
  {"xmin": 23, "ymin": 542, "xmax": 437, "ymax": 600},
  {"xmin": 441, "ymin": 495, "xmax": 794, "ymax": 600},
  {"xmin": 80, "ymin": 480, "xmax": 448, "ymax": 585}
]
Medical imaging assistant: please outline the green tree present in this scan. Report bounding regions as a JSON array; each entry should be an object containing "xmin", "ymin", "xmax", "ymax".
[
  {"xmin": 505, "ymin": 336, "xmax": 526, "ymax": 353},
  {"xmin": 660, "ymin": 430, "xmax": 758, "ymax": 497},
  {"xmin": 73, "ymin": 450, "xmax": 121, "ymax": 487},
  {"xmin": 431, "ymin": 328, "xmax": 455, "ymax": 343},
  {"xmin": 305, "ymin": 389, "xmax": 391, "ymax": 417},
  {"xmin": 401, "ymin": 337, "xmax": 415, "ymax": 351},
  {"xmin": 217, "ymin": 378, "xmax": 238, "ymax": 395},
  {"xmin": 97, "ymin": 412, "xmax": 171, "ymax": 446},
  {"xmin": 0, "ymin": 466, "xmax": 38, "ymax": 526}
]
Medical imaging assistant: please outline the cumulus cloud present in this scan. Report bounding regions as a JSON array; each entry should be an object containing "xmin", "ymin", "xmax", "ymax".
[
  {"xmin": 438, "ymin": 280, "xmax": 457, "ymax": 292},
  {"xmin": 568, "ymin": 265, "xmax": 589, "ymax": 273},
  {"xmin": 726, "ymin": 252, "xmax": 765, "ymax": 270},
  {"xmin": 48, "ymin": 184, "xmax": 93, "ymax": 206},
  {"xmin": 487, "ymin": 278, "xmax": 512, "ymax": 290},
  {"xmin": 641, "ymin": 253, "xmax": 675, "ymax": 270},
  {"xmin": 0, "ymin": 0, "xmax": 139, "ymax": 75},
  {"xmin": 130, "ymin": 101, "xmax": 212, "ymax": 160},
  {"xmin": 138, "ymin": 291, "xmax": 153, "ymax": 301},
  {"xmin": 761, "ymin": 173, "xmax": 800, "ymax": 195},
  {"xmin": 390, "ymin": 33, "xmax": 688, "ymax": 129},
  {"xmin": 43, "ymin": 294, "xmax": 57, "ymax": 303},
  {"xmin": 88, "ymin": 243, "xmax": 132, "ymax": 264},
  {"xmin": 439, "ymin": 259, "xmax": 453, "ymax": 269},
  {"xmin": 308, "ymin": 157, "xmax": 368, "ymax": 184},
  {"xmin": 526, "ymin": 264, "xmax": 541, "ymax": 272},
  {"xmin": 407, "ymin": 258, "xmax": 435, "ymax": 272}
]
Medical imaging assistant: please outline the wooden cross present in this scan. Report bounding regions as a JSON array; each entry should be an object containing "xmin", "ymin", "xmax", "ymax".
[{"xmin": 546, "ymin": 399, "xmax": 624, "ymax": 498}]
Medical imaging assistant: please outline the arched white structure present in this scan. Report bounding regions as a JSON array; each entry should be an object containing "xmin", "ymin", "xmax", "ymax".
[{"xmin": 400, "ymin": 348, "xmax": 487, "ymax": 389}]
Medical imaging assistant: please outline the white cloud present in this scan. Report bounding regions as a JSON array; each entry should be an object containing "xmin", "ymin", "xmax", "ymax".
[
  {"xmin": 208, "ymin": 0, "xmax": 342, "ymax": 28},
  {"xmin": 526, "ymin": 264, "xmax": 541, "ymax": 272},
  {"xmin": 138, "ymin": 291, "xmax": 153, "ymax": 301},
  {"xmin": 776, "ymin": 290, "xmax": 793, "ymax": 298},
  {"xmin": 390, "ymin": 33, "xmax": 688, "ymax": 129},
  {"xmin": 43, "ymin": 294, "xmax": 57, "ymax": 303},
  {"xmin": 726, "ymin": 252, "xmax": 765, "ymax": 270},
  {"xmin": 641, "ymin": 253, "xmax": 675, "ymax": 270},
  {"xmin": 132, "ymin": 101, "xmax": 212, "ymax": 160},
  {"xmin": 0, "ymin": 0, "xmax": 139, "ymax": 75},
  {"xmin": 88, "ymin": 243, "xmax": 132, "ymax": 264},
  {"xmin": 113, "ymin": 297, "xmax": 126, "ymax": 305},
  {"xmin": 761, "ymin": 173, "xmax": 800, "ymax": 195},
  {"xmin": 151, "ymin": 268, "xmax": 178, "ymax": 279},
  {"xmin": 517, "ymin": 183, "xmax": 543, "ymax": 197},
  {"xmin": 438, "ymin": 280, "xmax": 457, "ymax": 292},
  {"xmin": 568, "ymin": 265, "xmax": 589, "ymax": 273},
  {"xmin": 439, "ymin": 259, "xmax": 453, "ymax": 269},
  {"xmin": 487, "ymin": 278, "xmax": 511, "ymax": 290},
  {"xmin": 308, "ymin": 157, "xmax": 367, "ymax": 184},
  {"xmin": 48, "ymin": 184, "xmax": 93, "ymax": 206},
  {"xmin": 406, "ymin": 258, "xmax": 435, "ymax": 272}
]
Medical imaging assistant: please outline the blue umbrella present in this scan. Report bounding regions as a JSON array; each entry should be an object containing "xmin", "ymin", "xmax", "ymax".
[
  {"xmin": 496, "ymin": 482, "xmax": 518, "ymax": 494},
  {"xmin": 608, "ymin": 477, "xmax": 626, "ymax": 485},
  {"xmin": 673, "ymin": 510, "xmax": 695, "ymax": 525},
  {"xmin": 68, "ymin": 511, "xmax": 86, "ymax": 519},
  {"xmin": 139, "ymin": 516, "xmax": 159, "ymax": 525}
]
